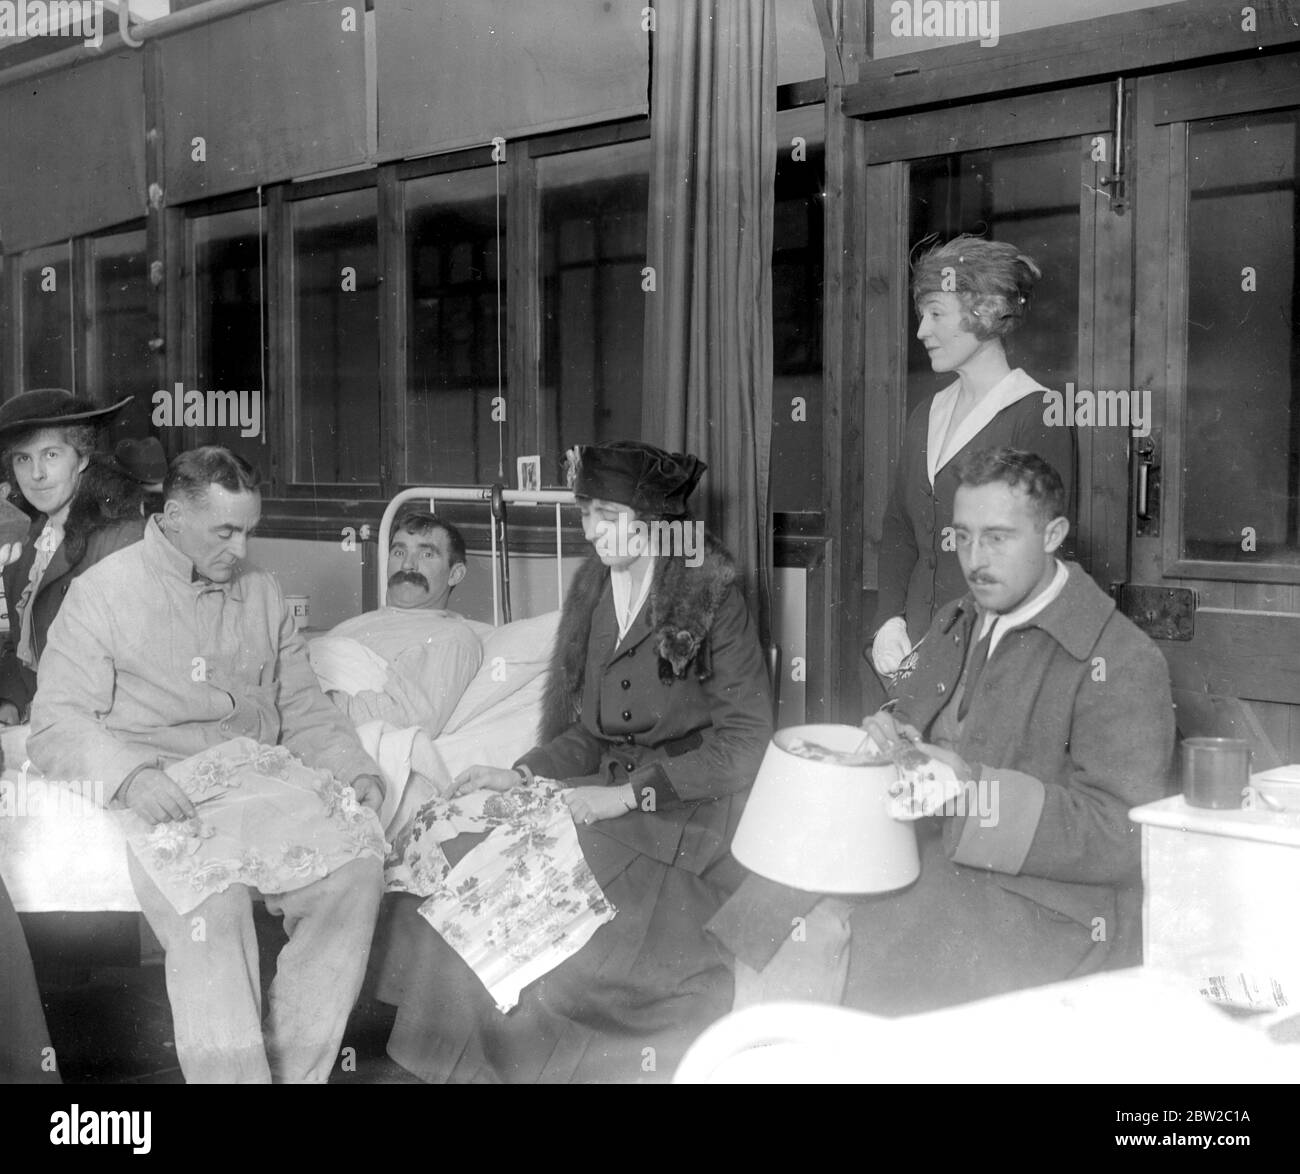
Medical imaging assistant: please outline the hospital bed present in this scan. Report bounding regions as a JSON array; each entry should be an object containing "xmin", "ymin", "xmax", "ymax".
[{"xmin": 0, "ymin": 484, "xmax": 578, "ymax": 915}]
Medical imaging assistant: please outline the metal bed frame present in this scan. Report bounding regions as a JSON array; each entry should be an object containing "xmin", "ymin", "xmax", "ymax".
[{"xmin": 378, "ymin": 485, "xmax": 578, "ymax": 626}]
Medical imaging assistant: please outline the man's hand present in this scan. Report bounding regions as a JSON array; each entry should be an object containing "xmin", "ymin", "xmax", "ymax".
[
  {"xmin": 916, "ymin": 742, "xmax": 974, "ymax": 782},
  {"xmin": 452, "ymin": 765, "xmax": 521, "ymax": 797},
  {"xmin": 0, "ymin": 701, "xmax": 21, "ymax": 726},
  {"xmin": 121, "ymin": 768, "xmax": 197, "ymax": 826},
  {"xmin": 350, "ymin": 773, "xmax": 385, "ymax": 814},
  {"xmin": 887, "ymin": 741, "xmax": 973, "ymax": 821},
  {"xmin": 0, "ymin": 541, "xmax": 23, "ymax": 570},
  {"xmin": 563, "ymin": 784, "xmax": 634, "ymax": 826},
  {"xmin": 859, "ymin": 709, "xmax": 922, "ymax": 754}
]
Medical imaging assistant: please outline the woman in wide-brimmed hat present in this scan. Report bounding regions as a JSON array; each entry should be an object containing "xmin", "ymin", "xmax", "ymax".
[
  {"xmin": 0, "ymin": 389, "xmax": 150, "ymax": 725},
  {"xmin": 373, "ymin": 440, "xmax": 774, "ymax": 1084}
]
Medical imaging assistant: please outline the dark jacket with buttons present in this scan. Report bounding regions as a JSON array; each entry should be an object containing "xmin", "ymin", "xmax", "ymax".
[
  {"xmin": 873, "ymin": 390, "xmax": 1076, "ymax": 641},
  {"xmin": 519, "ymin": 539, "xmax": 773, "ymax": 878},
  {"xmin": 0, "ymin": 458, "xmax": 147, "ymax": 717}
]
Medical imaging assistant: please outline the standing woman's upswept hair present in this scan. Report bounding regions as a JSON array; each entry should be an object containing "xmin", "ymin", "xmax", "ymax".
[{"xmin": 910, "ymin": 234, "xmax": 1042, "ymax": 341}]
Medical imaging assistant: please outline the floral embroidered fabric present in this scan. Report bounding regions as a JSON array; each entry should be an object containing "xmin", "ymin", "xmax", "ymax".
[
  {"xmin": 387, "ymin": 782, "xmax": 617, "ymax": 1011},
  {"xmin": 119, "ymin": 737, "xmax": 388, "ymax": 915}
]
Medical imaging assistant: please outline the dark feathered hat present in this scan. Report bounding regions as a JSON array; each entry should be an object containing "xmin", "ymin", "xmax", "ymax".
[{"xmin": 566, "ymin": 440, "xmax": 705, "ymax": 519}]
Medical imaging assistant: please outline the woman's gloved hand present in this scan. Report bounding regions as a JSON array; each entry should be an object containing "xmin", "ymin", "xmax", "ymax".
[{"xmin": 870, "ymin": 616, "xmax": 912, "ymax": 676}]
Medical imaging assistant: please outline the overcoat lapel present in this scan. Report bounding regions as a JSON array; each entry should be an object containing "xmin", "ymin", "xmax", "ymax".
[{"xmin": 41, "ymin": 533, "xmax": 73, "ymax": 587}]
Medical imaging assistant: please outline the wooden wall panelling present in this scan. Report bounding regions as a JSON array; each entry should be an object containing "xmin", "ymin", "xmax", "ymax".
[
  {"xmin": 144, "ymin": 42, "xmax": 168, "ymax": 433},
  {"xmin": 1234, "ymin": 582, "xmax": 1300, "ymax": 762},
  {"xmin": 377, "ymin": 166, "xmax": 404, "ymax": 497},
  {"xmin": 859, "ymin": 158, "xmax": 906, "ymax": 598},
  {"xmin": 841, "ymin": 0, "xmax": 1300, "ymax": 119},
  {"xmin": 263, "ymin": 185, "xmax": 286, "ymax": 495},
  {"xmin": 1160, "ymin": 607, "xmax": 1300, "ymax": 765},
  {"xmin": 1078, "ymin": 113, "xmax": 1135, "ymax": 589},
  {"xmin": 819, "ymin": 87, "xmax": 870, "ymax": 723}
]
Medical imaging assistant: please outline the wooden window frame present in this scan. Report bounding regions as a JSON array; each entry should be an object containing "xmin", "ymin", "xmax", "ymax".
[
  {"xmin": 840, "ymin": 0, "xmax": 1300, "ymax": 118},
  {"xmin": 853, "ymin": 82, "xmax": 1132, "ymax": 594},
  {"xmin": 170, "ymin": 119, "xmax": 650, "ymax": 545},
  {"xmin": 1132, "ymin": 53, "xmax": 1300, "ymax": 586},
  {"xmin": 280, "ymin": 176, "xmax": 383, "ymax": 500}
]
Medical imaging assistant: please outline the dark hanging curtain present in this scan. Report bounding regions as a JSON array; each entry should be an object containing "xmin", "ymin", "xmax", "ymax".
[{"xmin": 642, "ymin": 0, "xmax": 777, "ymax": 647}]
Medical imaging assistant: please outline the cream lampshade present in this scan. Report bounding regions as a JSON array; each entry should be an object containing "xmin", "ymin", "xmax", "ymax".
[{"xmin": 731, "ymin": 724, "xmax": 921, "ymax": 894}]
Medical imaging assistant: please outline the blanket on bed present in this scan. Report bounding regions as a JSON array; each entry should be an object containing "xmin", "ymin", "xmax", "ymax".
[{"xmin": 312, "ymin": 607, "xmax": 485, "ymax": 739}]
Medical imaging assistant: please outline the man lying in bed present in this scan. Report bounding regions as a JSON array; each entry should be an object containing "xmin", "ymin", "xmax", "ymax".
[{"xmin": 312, "ymin": 512, "xmax": 482, "ymax": 740}]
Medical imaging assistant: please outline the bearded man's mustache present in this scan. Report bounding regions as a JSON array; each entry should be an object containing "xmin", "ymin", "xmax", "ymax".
[{"xmin": 388, "ymin": 570, "xmax": 430, "ymax": 590}]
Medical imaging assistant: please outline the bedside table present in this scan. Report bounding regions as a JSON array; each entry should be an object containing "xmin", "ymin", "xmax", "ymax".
[{"xmin": 1130, "ymin": 792, "xmax": 1300, "ymax": 1009}]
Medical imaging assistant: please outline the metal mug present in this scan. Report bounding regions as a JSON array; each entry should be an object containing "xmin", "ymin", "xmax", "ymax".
[{"xmin": 1181, "ymin": 737, "xmax": 1252, "ymax": 810}]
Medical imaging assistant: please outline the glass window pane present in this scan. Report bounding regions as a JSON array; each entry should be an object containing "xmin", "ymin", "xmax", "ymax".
[
  {"xmin": 291, "ymin": 188, "xmax": 379, "ymax": 485},
  {"xmin": 539, "ymin": 139, "xmax": 648, "ymax": 478},
  {"xmin": 405, "ymin": 167, "xmax": 505, "ymax": 485},
  {"xmin": 1183, "ymin": 109, "xmax": 1299, "ymax": 564},
  {"xmin": 772, "ymin": 106, "xmax": 825, "ymax": 513},
  {"xmin": 89, "ymin": 228, "xmax": 155, "ymax": 443},
  {"xmin": 190, "ymin": 207, "xmax": 268, "ymax": 476},
  {"xmin": 21, "ymin": 242, "xmax": 73, "ymax": 391},
  {"xmin": 908, "ymin": 140, "xmax": 1081, "ymax": 418}
]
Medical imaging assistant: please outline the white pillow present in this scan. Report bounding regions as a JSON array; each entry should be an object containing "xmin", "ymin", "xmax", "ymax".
[{"xmin": 443, "ymin": 610, "xmax": 560, "ymax": 733}]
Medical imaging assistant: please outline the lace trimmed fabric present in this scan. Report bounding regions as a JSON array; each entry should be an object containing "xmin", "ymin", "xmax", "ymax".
[
  {"xmin": 387, "ymin": 782, "xmax": 617, "ymax": 1012},
  {"xmin": 119, "ymin": 736, "xmax": 388, "ymax": 915}
]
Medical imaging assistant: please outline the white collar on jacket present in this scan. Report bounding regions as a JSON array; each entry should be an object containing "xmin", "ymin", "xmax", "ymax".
[
  {"xmin": 976, "ymin": 558, "xmax": 1070, "ymax": 657},
  {"xmin": 611, "ymin": 555, "xmax": 654, "ymax": 643},
  {"xmin": 926, "ymin": 367, "xmax": 1050, "ymax": 487}
]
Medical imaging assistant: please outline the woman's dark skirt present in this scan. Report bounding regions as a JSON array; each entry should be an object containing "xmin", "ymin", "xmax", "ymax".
[{"xmin": 371, "ymin": 825, "xmax": 735, "ymax": 1083}]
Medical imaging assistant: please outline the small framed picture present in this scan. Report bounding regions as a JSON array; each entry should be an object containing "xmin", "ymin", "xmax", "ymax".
[{"xmin": 516, "ymin": 455, "xmax": 541, "ymax": 493}]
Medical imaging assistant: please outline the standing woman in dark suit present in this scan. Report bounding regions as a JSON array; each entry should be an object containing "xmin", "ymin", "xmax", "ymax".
[
  {"xmin": 869, "ymin": 236, "xmax": 1075, "ymax": 678},
  {"xmin": 0, "ymin": 390, "xmax": 147, "ymax": 726},
  {"xmin": 376, "ymin": 440, "xmax": 774, "ymax": 1083}
]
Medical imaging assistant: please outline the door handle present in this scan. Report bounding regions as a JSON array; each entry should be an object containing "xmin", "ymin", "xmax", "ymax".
[{"xmin": 1134, "ymin": 434, "xmax": 1159, "ymax": 535}]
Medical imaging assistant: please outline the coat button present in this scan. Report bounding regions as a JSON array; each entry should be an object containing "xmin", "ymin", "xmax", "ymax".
[
  {"xmin": 937, "ymin": 682, "xmax": 946, "ymax": 694},
  {"xmin": 621, "ymin": 709, "xmax": 632, "ymax": 721},
  {"xmin": 621, "ymin": 679, "xmax": 631, "ymax": 689},
  {"xmin": 626, "ymin": 648, "xmax": 635, "ymax": 658},
  {"xmin": 623, "ymin": 733, "xmax": 635, "ymax": 744},
  {"xmin": 624, "ymin": 762, "xmax": 634, "ymax": 772}
]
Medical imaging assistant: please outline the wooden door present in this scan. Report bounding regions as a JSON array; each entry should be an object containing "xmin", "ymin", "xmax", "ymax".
[
  {"xmin": 1130, "ymin": 51, "xmax": 1300, "ymax": 766},
  {"xmin": 856, "ymin": 83, "xmax": 1133, "ymax": 706}
]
